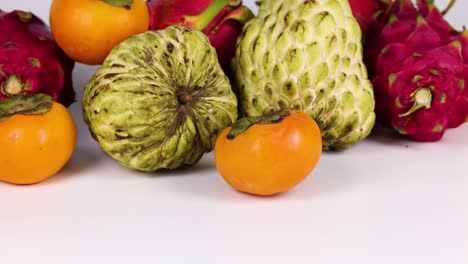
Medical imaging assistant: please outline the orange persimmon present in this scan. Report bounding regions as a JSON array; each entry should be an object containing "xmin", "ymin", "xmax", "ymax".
[
  {"xmin": 0, "ymin": 95, "xmax": 77, "ymax": 185},
  {"xmin": 214, "ymin": 110, "xmax": 322, "ymax": 196},
  {"xmin": 49, "ymin": 0, "xmax": 150, "ymax": 65}
]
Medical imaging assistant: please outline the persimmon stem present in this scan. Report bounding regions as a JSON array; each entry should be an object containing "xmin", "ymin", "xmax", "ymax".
[
  {"xmin": 227, "ymin": 109, "xmax": 291, "ymax": 140},
  {"xmin": 0, "ymin": 93, "xmax": 53, "ymax": 122},
  {"xmin": 100, "ymin": 0, "xmax": 134, "ymax": 9}
]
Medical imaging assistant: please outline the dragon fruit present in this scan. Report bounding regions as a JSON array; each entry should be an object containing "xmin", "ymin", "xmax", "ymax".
[
  {"xmin": 0, "ymin": 10, "xmax": 75, "ymax": 107},
  {"xmin": 364, "ymin": 0, "xmax": 468, "ymax": 141},
  {"xmin": 348, "ymin": 0, "xmax": 391, "ymax": 37},
  {"xmin": 147, "ymin": 0, "xmax": 254, "ymax": 74}
]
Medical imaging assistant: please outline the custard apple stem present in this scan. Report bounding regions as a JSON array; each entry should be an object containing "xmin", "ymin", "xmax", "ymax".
[
  {"xmin": 0, "ymin": 93, "xmax": 53, "ymax": 122},
  {"xmin": 185, "ymin": 0, "xmax": 241, "ymax": 30},
  {"xmin": 227, "ymin": 109, "xmax": 290, "ymax": 140},
  {"xmin": 399, "ymin": 88, "xmax": 432, "ymax": 118},
  {"xmin": 100, "ymin": 0, "xmax": 134, "ymax": 9}
]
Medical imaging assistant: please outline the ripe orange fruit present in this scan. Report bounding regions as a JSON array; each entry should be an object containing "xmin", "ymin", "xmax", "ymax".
[
  {"xmin": 49, "ymin": 0, "xmax": 150, "ymax": 65},
  {"xmin": 0, "ymin": 99, "xmax": 77, "ymax": 185},
  {"xmin": 214, "ymin": 110, "xmax": 322, "ymax": 196}
]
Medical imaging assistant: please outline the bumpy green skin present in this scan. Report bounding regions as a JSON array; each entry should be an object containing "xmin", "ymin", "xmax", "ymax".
[
  {"xmin": 232, "ymin": 0, "xmax": 376, "ymax": 150},
  {"xmin": 83, "ymin": 26, "xmax": 238, "ymax": 171}
]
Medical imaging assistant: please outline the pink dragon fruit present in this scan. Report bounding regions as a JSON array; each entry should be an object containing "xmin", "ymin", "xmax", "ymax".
[
  {"xmin": 0, "ymin": 10, "xmax": 75, "ymax": 107},
  {"xmin": 147, "ymin": 0, "xmax": 254, "ymax": 74},
  {"xmin": 348, "ymin": 0, "xmax": 391, "ymax": 37},
  {"xmin": 364, "ymin": 0, "xmax": 468, "ymax": 141}
]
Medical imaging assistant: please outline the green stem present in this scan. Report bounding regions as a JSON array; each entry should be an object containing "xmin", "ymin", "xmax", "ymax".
[
  {"xmin": 15, "ymin": 11, "xmax": 33, "ymax": 23},
  {"xmin": 399, "ymin": 88, "xmax": 432, "ymax": 118},
  {"xmin": 0, "ymin": 93, "xmax": 53, "ymax": 122},
  {"xmin": 100, "ymin": 0, "xmax": 134, "ymax": 9},
  {"xmin": 227, "ymin": 109, "xmax": 291, "ymax": 140},
  {"xmin": 214, "ymin": 5, "xmax": 254, "ymax": 30},
  {"xmin": 185, "ymin": 0, "xmax": 232, "ymax": 30},
  {"xmin": 441, "ymin": 0, "xmax": 456, "ymax": 16},
  {"xmin": 229, "ymin": 0, "xmax": 242, "ymax": 6},
  {"xmin": 1, "ymin": 75, "xmax": 24, "ymax": 97}
]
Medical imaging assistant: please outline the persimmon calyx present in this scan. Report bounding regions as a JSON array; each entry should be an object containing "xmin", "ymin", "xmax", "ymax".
[
  {"xmin": 0, "ymin": 93, "xmax": 53, "ymax": 121},
  {"xmin": 100, "ymin": 0, "xmax": 134, "ymax": 8},
  {"xmin": 227, "ymin": 109, "xmax": 291, "ymax": 140}
]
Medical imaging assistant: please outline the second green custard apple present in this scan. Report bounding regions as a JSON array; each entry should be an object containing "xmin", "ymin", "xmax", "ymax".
[{"xmin": 232, "ymin": 0, "xmax": 376, "ymax": 150}]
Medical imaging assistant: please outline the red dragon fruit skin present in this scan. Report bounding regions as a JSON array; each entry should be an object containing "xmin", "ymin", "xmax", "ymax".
[
  {"xmin": 0, "ymin": 10, "xmax": 75, "ymax": 107},
  {"xmin": 148, "ymin": 0, "xmax": 212, "ymax": 29},
  {"xmin": 206, "ymin": 19, "xmax": 243, "ymax": 74},
  {"xmin": 365, "ymin": 0, "xmax": 468, "ymax": 141},
  {"xmin": 416, "ymin": 0, "xmax": 459, "ymax": 39},
  {"xmin": 147, "ymin": 0, "xmax": 253, "ymax": 74},
  {"xmin": 348, "ymin": 0, "xmax": 391, "ymax": 37}
]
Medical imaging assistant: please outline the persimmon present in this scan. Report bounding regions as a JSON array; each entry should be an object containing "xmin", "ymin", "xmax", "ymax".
[
  {"xmin": 214, "ymin": 110, "xmax": 322, "ymax": 196},
  {"xmin": 49, "ymin": 0, "xmax": 150, "ymax": 65},
  {"xmin": 0, "ymin": 94, "xmax": 77, "ymax": 185}
]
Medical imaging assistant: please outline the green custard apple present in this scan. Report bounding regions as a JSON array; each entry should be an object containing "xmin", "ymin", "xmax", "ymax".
[
  {"xmin": 83, "ymin": 26, "xmax": 238, "ymax": 171},
  {"xmin": 232, "ymin": 0, "xmax": 376, "ymax": 150}
]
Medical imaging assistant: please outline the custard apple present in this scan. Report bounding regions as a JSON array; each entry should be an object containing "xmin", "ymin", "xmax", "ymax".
[
  {"xmin": 83, "ymin": 26, "xmax": 238, "ymax": 171},
  {"xmin": 232, "ymin": 0, "xmax": 376, "ymax": 150}
]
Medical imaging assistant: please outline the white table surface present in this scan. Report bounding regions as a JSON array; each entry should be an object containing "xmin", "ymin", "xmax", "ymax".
[{"xmin": 1, "ymin": 1, "xmax": 467, "ymax": 263}]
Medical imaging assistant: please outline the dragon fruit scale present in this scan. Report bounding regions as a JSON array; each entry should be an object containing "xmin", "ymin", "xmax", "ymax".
[
  {"xmin": 147, "ymin": 0, "xmax": 254, "ymax": 74},
  {"xmin": 348, "ymin": 0, "xmax": 392, "ymax": 37},
  {"xmin": 0, "ymin": 10, "xmax": 75, "ymax": 107},
  {"xmin": 365, "ymin": 0, "xmax": 468, "ymax": 141}
]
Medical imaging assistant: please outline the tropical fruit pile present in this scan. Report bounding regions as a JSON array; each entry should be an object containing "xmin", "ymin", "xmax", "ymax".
[{"xmin": 0, "ymin": 0, "xmax": 466, "ymax": 196}]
